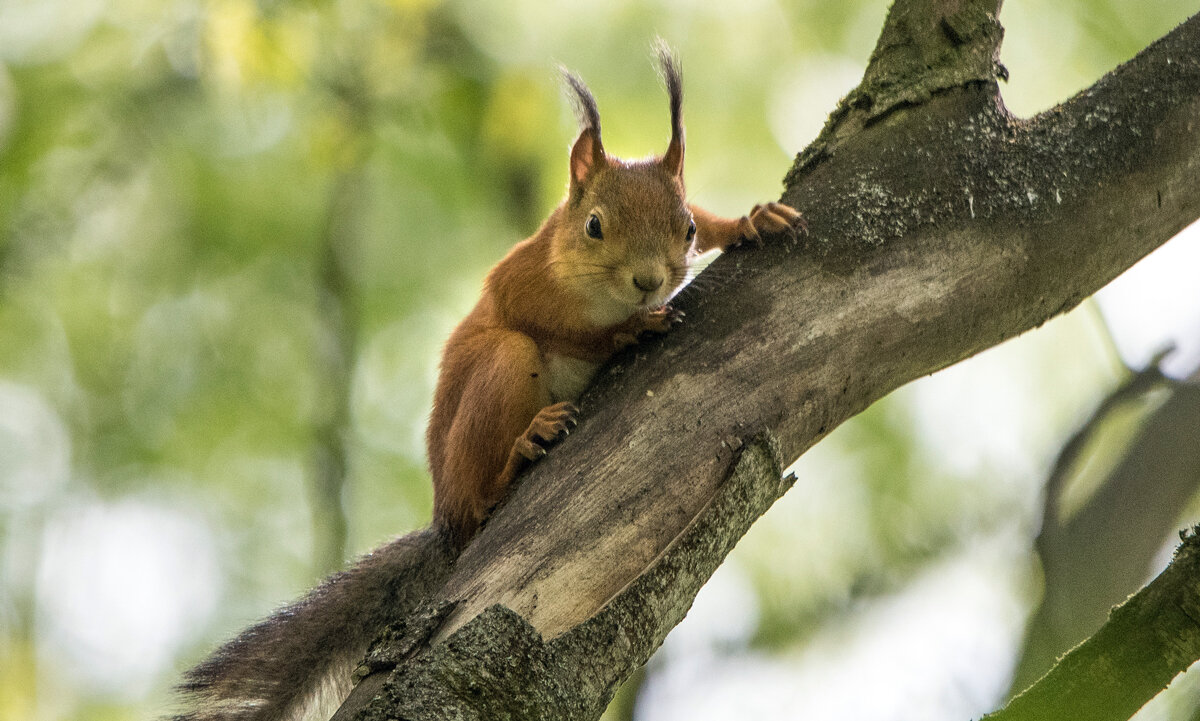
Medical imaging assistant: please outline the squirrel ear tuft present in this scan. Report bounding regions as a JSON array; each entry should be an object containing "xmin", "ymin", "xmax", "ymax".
[
  {"xmin": 655, "ymin": 40, "xmax": 684, "ymax": 178},
  {"xmin": 561, "ymin": 67, "xmax": 606, "ymax": 191}
]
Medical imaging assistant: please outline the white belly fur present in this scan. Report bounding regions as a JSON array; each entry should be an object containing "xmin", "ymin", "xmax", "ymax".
[{"xmin": 544, "ymin": 354, "xmax": 600, "ymax": 403}]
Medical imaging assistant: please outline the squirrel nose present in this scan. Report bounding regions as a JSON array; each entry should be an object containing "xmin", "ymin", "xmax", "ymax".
[{"xmin": 632, "ymin": 274, "xmax": 664, "ymax": 292}]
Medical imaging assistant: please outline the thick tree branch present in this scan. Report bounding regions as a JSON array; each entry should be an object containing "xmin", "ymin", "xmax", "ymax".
[
  {"xmin": 341, "ymin": 9, "xmax": 1200, "ymax": 720},
  {"xmin": 436, "ymin": 8, "xmax": 1200, "ymax": 645},
  {"xmin": 349, "ymin": 438, "xmax": 789, "ymax": 719}
]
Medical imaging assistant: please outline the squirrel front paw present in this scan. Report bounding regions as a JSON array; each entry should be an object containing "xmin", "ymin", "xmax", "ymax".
[
  {"xmin": 732, "ymin": 202, "xmax": 807, "ymax": 248},
  {"xmin": 642, "ymin": 305, "xmax": 685, "ymax": 334},
  {"xmin": 613, "ymin": 306, "xmax": 685, "ymax": 350},
  {"xmin": 611, "ymin": 306, "xmax": 685, "ymax": 350},
  {"xmin": 513, "ymin": 401, "xmax": 579, "ymax": 461}
]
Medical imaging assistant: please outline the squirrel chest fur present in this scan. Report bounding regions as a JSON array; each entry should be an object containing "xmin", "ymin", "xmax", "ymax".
[
  {"xmin": 426, "ymin": 48, "xmax": 804, "ymax": 544},
  {"xmin": 544, "ymin": 354, "xmax": 599, "ymax": 402}
]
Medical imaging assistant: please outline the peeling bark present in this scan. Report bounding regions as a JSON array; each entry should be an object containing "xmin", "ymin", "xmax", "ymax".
[{"xmin": 342, "ymin": 438, "xmax": 788, "ymax": 720}]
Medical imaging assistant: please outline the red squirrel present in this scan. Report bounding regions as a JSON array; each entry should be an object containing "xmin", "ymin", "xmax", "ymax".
[
  {"xmin": 428, "ymin": 47, "xmax": 803, "ymax": 543},
  {"xmin": 175, "ymin": 46, "xmax": 803, "ymax": 721}
]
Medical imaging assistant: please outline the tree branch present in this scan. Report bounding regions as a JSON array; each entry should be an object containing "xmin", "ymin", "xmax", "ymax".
[
  {"xmin": 987, "ymin": 526, "xmax": 1200, "ymax": 721},
  {"xmin": 1012, "ymin": 357, "xmax": 1200, "ymax": 691},
  {"xmin": 348, "ymin": 437, "xmax": 788, "ymax": 719},
  {"xmin": 436, "ymin": 7, "xmax": 1200, "ymax": 647},
  {"xmin": 341, "ymin": 9, "xmax": 1200, "ymax": 720},
  {"xmin": 793, "ymin": 0, "xmax": 1007, "ymax": 176}
]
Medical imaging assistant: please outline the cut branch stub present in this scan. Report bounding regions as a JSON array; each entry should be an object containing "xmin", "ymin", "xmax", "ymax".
[
  {"xmin": 860, "ymin": 0, "xmax": 1006, "ymax": 115},
  {"xmin": 789, "ymin": 0, "xmax": 1007, "ymax": 179}
]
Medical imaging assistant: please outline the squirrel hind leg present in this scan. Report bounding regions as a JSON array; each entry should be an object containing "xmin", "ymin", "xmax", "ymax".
[
  {"xmin": 479, "ymin": 400, "xmax": 580, "ymax": 520},
  {"xmin": 442, "ymin": 402, "xmax": 580, "ymax": 544},
  {"xmin": 469, "ymin": 401, "xmax": 578, "ymax": 537},
  {"xmin": 433, "ymin": 330, "xmax": 554, "ymax": 542}
]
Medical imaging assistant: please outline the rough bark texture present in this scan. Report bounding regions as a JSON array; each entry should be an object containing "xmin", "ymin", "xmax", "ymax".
[
  {"xmin": 344, "ymin": 438, "xmax": 788, "ymax": 720},
  {"xmin": 336, "ymin": 4, "xmax": 1200, "ymax": 719},
  {"xmin": 791, "ymin": 0, "xmax": 1006, "ymax": 177}
]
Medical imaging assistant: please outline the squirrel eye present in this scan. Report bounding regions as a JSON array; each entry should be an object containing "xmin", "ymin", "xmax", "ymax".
[
  {"xmin": 686, "ymin": 220, "xmax": 696, "ymax": 242},
  {"xmin": 585, "ymin": 214, "xmax": 603, "ymax": 239}
]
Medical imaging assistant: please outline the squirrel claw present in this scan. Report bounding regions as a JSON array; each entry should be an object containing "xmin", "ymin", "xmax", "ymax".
[
  {"xmin": 520, "ymin": 401, "xmax": 579, "ymax": 458},
  {"xmin": 751, "ymin": 202, "xmax": 806, "ymax": 240},
  {"xmin": 733, "ymin": 202, "xmax": 805, "ymax": 247},
  {"xmin": 733, "ymin": 215, "xmax": 764, "ymax": 248},
  {"xmin": 642, "ymin": 305, "xmax": 684, "ymax": 334},
  {"xmin": 514, "ymin": 436, "xmax": 548, "ymax": 461}
]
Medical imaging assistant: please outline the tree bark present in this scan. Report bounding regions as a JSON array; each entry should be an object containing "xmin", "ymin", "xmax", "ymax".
[{"xmin": 338, "ymin": 3, "xmax": 1200, "ymax": 718}]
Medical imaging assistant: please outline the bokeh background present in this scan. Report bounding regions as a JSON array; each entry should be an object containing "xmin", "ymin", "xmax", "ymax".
[{"xmin": 2, "ymin": 0, "xmax": 1199, "ymax": 719}]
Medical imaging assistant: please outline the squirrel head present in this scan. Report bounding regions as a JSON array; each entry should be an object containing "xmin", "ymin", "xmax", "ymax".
[{"xmin": 551, "ymin": 45, "xmax": 696, "ymax": 327}]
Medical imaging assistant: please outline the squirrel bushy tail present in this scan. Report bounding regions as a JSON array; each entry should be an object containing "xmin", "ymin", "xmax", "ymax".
[{"xmin": 173, "ymin": 528, "xmax": 452, "ymax": 721}]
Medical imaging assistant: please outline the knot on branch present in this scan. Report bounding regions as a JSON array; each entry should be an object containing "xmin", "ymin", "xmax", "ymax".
[
  {"xmin": 354, "ymin": 600, "xmax": 459, "ymax": 681},
  {"xmin": 861, "ymin": 2, "xmax": 1006, "ymax": 118},
  {"xmin": 788, "ymin": 0, "xmax": 1006, "ymax": 182}
]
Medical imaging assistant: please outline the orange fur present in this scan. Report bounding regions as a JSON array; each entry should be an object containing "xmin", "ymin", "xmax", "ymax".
[{"xmin": 427, "ymin": 52, "xmax": 805, "ymax": 544}]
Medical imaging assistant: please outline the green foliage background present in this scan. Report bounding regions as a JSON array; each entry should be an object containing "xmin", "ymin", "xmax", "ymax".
[{"xmin": 0, "ymin": 0, "xmax": 1195, "ymax": 719}]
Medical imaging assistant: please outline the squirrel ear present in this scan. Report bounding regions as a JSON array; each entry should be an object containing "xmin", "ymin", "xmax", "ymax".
[
  {"xmin": 569, "ymin": 127, "xmax": 605, "ymax": 189},
  {"xmin": 662, "ymin": 131, "xmax": 684, "ymax": 178},
  {"xmin": 656, "ymin": 40, "xmax": 685, "ymax": 178},
  {"xmin": 561, "ymin": 67, "xmax": 606, "ymax": 193}
]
